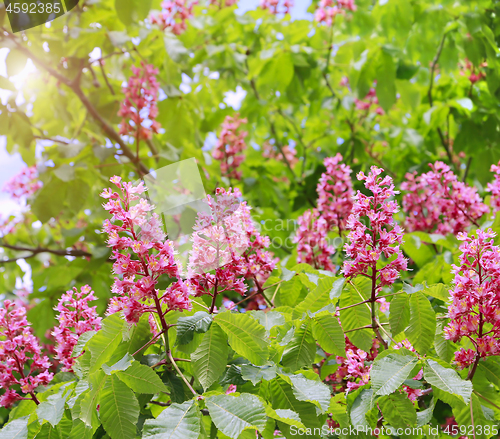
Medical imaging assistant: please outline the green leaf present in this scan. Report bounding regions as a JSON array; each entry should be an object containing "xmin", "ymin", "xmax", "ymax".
[
  {"xmin": 417, "ymin": 398, "xmax": 435, "ymax": 427},
  {"xmin": 264, "ymin": 406, "xmax": 305, "ymax": 429},
  {"xmin": 339, "ymin": 279, "xmax": 372, "ymax": 351},
  {"xmin": 79, "ymin": 372, "xmax": 106, "ymax": 429},
  {"xmin": 0, "ymin": 417, "xmax": 29, "ymax": 439},
  {"xmin": 405, "ymin": 292, "xmax": 436, "ymax": 355},
  {"xmin": 240, "ymin": 364, "xmax": 277, "ymax": 385},
  {"xmin": 453, "ymin": 394, "xmax": 492, "ymax": 439},
  {"xmin": 371, "ymin": 353, "xmax": 418, "ymax": 396},
  {"xmin": 36, "ymin": 392, "xmax": 68, "ymax": 427},
  {"xmin": 177, "ymin": 311, "xmax": 213, "ymax": 345},
  {"xmin": 376, "ymin": 51, "xmax": 397, "ymax": 112},
  {"xmin": 115, "ymin": 0, "xmax": 152, "ymax": 26},
  {"xmin": 215, "ymin": 312, "xmax": 269, "ymax": 366},
  {"xmin": 378, "ymin": 393, "xmax": 416, "ymax": 428},
  {"xmin": 281, "ymin": 373, "xmax": 330, "ymax": 413},
  {"xmin": 191, "ymin": 322, "xmax": 229, "ymax": 391},
  {"xmin": 161, "ymin": 370, "xmax": 186, "ymax": 403},
  {"xmin": 282, "ymin": 320, "xmax": 316, "ymax": 371},
  {"xmin": 250, "ymin": 311, "xmax": 285, "ymax": 331},
  {"xmin": 312, "ymin": 312, "xmax": 346, "ymax": 357},
  {"xmin": 6, "ymin": 50, "xmax": 28, "ymax": 77},
  {"xmin": 478, "ymin": 357, "xmax": 500, "ymax": 387},
  {"xmin": 293, "ymin": 276, "xmax": 337, "ymax": 317},
  {"xmin": 206, "ymin": 394, "xmax": 267, "ymax": 439},
  {"xmin": 423, "ymin": 360, "xmax": 472, "ymax": 405},
  {"xmin": 422, "ymin": 283, "xmax": 450, "ymax": 302},
  {"xmin": 350, "ymin": 389, "xmax": 373, "ymax": 428},
  {"xmin": 0, "ymin": 75, "xmax": 16, "ymax": 91},
  {"xmin": 102, "ymin": 353, "xmax": 133, "ymax": 375},
  {"xmin": 88, "ymin": 314, "xmax": 125, "ymax": 373},
  {"xmin": 389, "ymin": 293, "xmax": 410, "ymax": 335},
  {"xmin": 99, "ymin": 375, "xmax": 139, "ymax": 439},
  {"xmin": 142, "ymin": 400, "xmax": 201, "ymax": 439},
  {"xmin": 116, "ymin": 361, "xmax": 168, "ymax": 394}
]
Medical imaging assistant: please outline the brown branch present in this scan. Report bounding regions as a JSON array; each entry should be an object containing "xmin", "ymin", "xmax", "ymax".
[{"xmin": 0, "ymin": 242, "xmax": 92, "ymax": 260}]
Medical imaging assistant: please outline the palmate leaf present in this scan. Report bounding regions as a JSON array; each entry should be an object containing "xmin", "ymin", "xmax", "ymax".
[
  {"xmin": 206, "ymin": 394, "xmax": 267, "ymax": 439},
  {"xmin": 142, "ymin": 400, "xmax": 201, "ymax": 439},
  {"xmin": 312, "ymin": 312, "xmax": 345, "ymax": 357},
  {"xmin": 378, "ymin": 393, "xmax": 416, "ymax": 429},
  {"xmin": 370, "ymin": 353, "xmax": 418, "ymax": 396},
  {"xmin": 423, "ymin": 359, "xmax": 472, "ymax": 404},
  {"xmin": 116, "ymin": 360, "xmax": 168, "ymax": 394},
  {"xmin": 280, "ymin": 373, "xmax": 331, "ymax": 413},
  {"xmin": 191, "ymin": 322, "xmax": 229, "ymax": 391},
  {"xmin": 88, "ymin": 314, "xmax": 125, "ymax": 373},
  {"xmin": 215, "ymin": 312, "xmax": 269, "ymax": 365},
  {"xmin": 0, "ymin": 417, "xmax": 29, "ymax": 439},
  {"xmin": 98, "ymin": 375, "xmax": 139, "ymax": 439},
  {"xmin": 405, "ymin": 292, "xmax": 436, "ymax": 355},
  {"xmin": 282, "ymin": 320, "xmax": 316, "ymax": 371},
  {"xmin": 389, "ymin": 293, "xmax": 410, "ymax": 335},
  {"xmin": 176, "ymin": 311, "xmax": 213, "ymax": 345},
  {"xmin": 293, "ymin": 276, "xmax": 338, "ymax": 318}
]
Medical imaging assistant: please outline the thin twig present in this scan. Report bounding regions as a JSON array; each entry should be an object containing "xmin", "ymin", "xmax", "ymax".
[{"xmin": 168, "ymin": 351, "xmax": 197, "ymax": 395}]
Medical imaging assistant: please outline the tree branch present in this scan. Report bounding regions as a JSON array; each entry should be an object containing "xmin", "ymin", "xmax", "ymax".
[{"xmin": 0, "ymin": 242, "xmax": 92, "ymax": 261}]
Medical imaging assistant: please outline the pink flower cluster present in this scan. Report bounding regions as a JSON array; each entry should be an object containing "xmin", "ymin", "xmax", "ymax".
[
  {"xmin": 294, "ymin": 154, "xmax": 353, "ymax": 272},
  {"xmin": 188, "ymin": 188, "xmax": 277, "ymax": 298},
  {"xmin": 315, "ymin": 0, "xmax": 356, "ymax": 26},
  {"xmin": 459, "ymin": 59, "xmax": 487, "ymax": 84},
  {"xmin": 325, "ymin": 337, "xmax": 379, "ymax": 392},
  {"xmin": 212, "ymin": 115, "xmax": 248, "ymax": 180},
  {"xmin": 52, "ymin": 286, "xmax": 102, "ymax": 372},
  {"xmin": 294, "ymin": 209, "xmax": 336, "ymax": 271},
  {"xmin": 260, "ymin": 0, "xmax": 293, "ymax": 15},
  {"xmin": 208, "ymin": 0, "xmax": 237, "ymax": 7},
  {"xmin": 486, "ymin": 160, "xmax": 500, "ymax": 214},
  {"xmin": 317, "ymin": 153, "xmax": 354, "ymax": 234},
  {"xmin": 118, "ymin": 62, "xmax": 161, "ymax": 141},
  {"xmin": 343, "ymin": 166, "xmax": 408, "ymax": 286},
  {"xmin": 0, "ymin": 301, "xmax": 53, "ymax": 408},
  {"xmin": 402, "ymin": 161, "xmax": 488, "ymax": 235},
  {"xmin": 443, "ymin": 229, "xmax": 500, "ymax": 369},
  {"xmin": 150, "ymin": 0, "xmax": 196, "ymax": 35},
  {"xmin": 101, "ymin": 176, "xmax": 192, "ymax": 326},
  {"xmin": 2, "ymin": 166, "xmax": 42, "ymax": 200},
  {"xmin": 262, "ymin": 142, "xmax": 298, "ymax": 167},
  {"xmin": 354, "ymin": 88, "xmax": 384, "ymax": 115}
]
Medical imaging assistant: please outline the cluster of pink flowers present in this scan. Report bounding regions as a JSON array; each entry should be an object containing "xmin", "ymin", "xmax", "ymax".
[
  {"xmin": 402, "ymin": 161, "xmax": 488, "ymax": 235},
  {"xmin": 315, "ymin": 0, "xmax": 356, "ymax": 26},
  {"xmin": 325, "ymin": 337, "xmax": 379, "ymax": 392},
  {"xmin": 2, "ymin": 166, "xmax": 42, "ymax": 200},
  {"xmin": 459, "ymin": 59, "xmax": 487, "ymax": 84},
  {"xmin": 260, "ymin": 0, "xmax": 293, "ymax": 15},
  {"xmin": 294, "ymin": 209, "xmax": 336, "ymax": 271},
  {"xmin": 317, "ymin": 153, "xmax": 354, "ymax": 234},
  {"xmin": 444, "ymin": 229, "xmax": 500, "ymax": 369},
  {"xmin": 343, "ymin": 166, "xmax": 408, "ymax": 286},
  {"xmin": 188, "ymin": 188, "xmax": 277, "ymax": 298},
  {"xmin": 101, "ymin": 176, "xmax": 192, "ymax": 326},
  {"xmin": 294, "ymin": 154, "xmax": 353, "ymax": 272},
  {"xmin": 354, "ymin": 88, "xmax": 384, "ymax": 115},
  {"xmin": 0, "ymin": 301, "xmax": 53, "ymax": 408},
  {"xmin": 486, "ymin": 160, "xmax": 500, "ymax": 214},
  {"xmin": 150, "ymin": 0, "xmax": 196, "ymax": 35},
  {"xmin": 52, "ymin": 286, "xmax": 102, "ymax": 372},
  {"xmin": 262, "ymin": 142, "xmax": 298, "ymax": 167},
  {"xmin": 118, "ymin": 62, "xmax": 161, "ymax": 141},
  {"xmin": 394, "ymin": 339, "xmax": 424, "ymax": 401},
  {"xmin": 212, "ymin": 115, "xmax": 248, "ymax": 180},
  {"xmin": 208, "ymin": 0, "xmax": 237, "ymax": 7}
]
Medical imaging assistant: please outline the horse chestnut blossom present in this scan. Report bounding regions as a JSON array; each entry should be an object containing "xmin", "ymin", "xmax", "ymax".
[
  {"xmin": 343, "ymin": 166, "xmax": 408, "ymax": 287},
  {"xmin": 459, "ymin": 58, "xmax": 487, "ymax": 84},
  {"xmin": 444, "ymin": 229, "xmax": 500, "ymax": 375},
  {"xmin": 188, "ymin": 188, "xmax": 277, "ymax": 302},
  {"xmin": 316, "ymin": 153, "xmax": 354, "ymax": 234},
  {"xmin": 294, "ymin": 154, "xmax": 353, "ymax": 271},
  {"xmin": 325, "ymin": 337, "xmax": 379, "ymax": 392},
  {"xmin": 260, "ymin": 0, "xmax": 293, "ymax": 15},
  {"xmin": 2, "ymin": 166, "xmax": 42, "ymax": 200},
  {"xmin": 402, "ymin": 161, "xmax": 488, "ymax": 235},
  {"xmin": 118, "ymin": 62, "xmax": 161, "ymax": 141},
  {"xmin": 315, "ymin": 0, "xmax": 356, "ymax": 26},
  {"xmin": 486, "ymin": 160, "xmax": 500, "ymax": 214},
  {"xmin": 52, "ymin": 285, "xmax": 102, "ymax": 372},
  {"xmin": 0, "ymin": 301, "xmax": 53, "ymax": 407},
  {"xmin": 101, "ymin": 176, "xmax": 191, "ymax": 327},
  {"xmin": 294, "ymin": 209, "xmax": 336, "ymax": 272},
  {"xmin": 212, "ymin": 115, "xmax": 248, "ymax": 180},
  {"xmin": 150, "ymin": 0, "xmax": 196, "ymax": 35}
]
